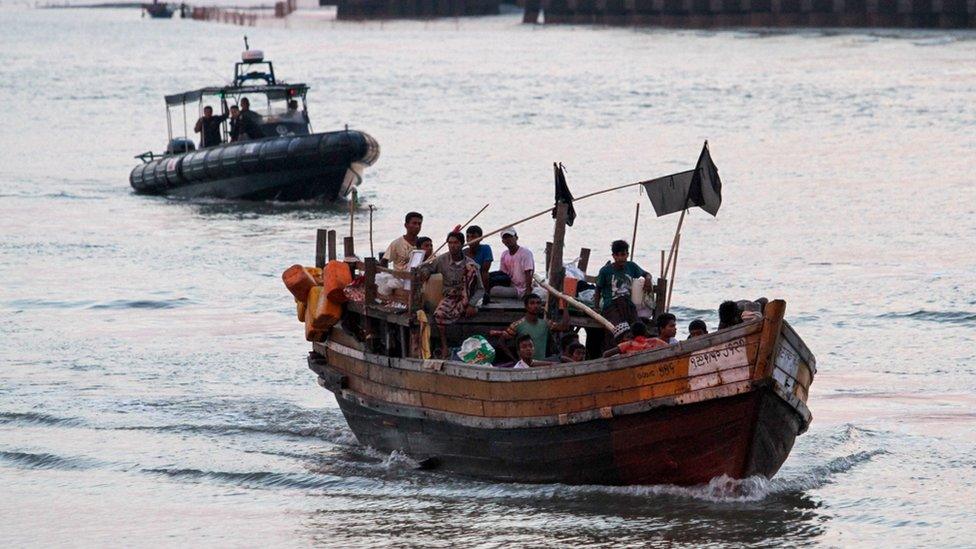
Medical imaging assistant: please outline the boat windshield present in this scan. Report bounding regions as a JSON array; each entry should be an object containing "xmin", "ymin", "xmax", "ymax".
[{"xmin": 232, "ymin": 94, "xmax": 310, "ymax": 137}]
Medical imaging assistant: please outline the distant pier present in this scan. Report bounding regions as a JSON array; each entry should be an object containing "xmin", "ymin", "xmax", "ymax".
[
  {"xmin": 524, "ymin": 0, "xmax": 976, "ymax": 28},
  {"xmin": 335, "ymin": 0, "xmax": 500, "ymax": 19}
]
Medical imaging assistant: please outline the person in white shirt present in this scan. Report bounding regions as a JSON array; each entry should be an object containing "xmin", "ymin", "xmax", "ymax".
[
  {"xmin": 490, "ymin": 227, "xmax": 536, "ymax": 299},
  {"xmin": 383, "ymin": 212, "xmax": 423, "ymax": 270},
  {"xmin": 512, "ymin": 334, "xmax": 536, "ymax": 368}
]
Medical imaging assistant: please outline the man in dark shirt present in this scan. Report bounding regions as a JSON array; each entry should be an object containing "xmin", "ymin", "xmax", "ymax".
[
  {"xmin": 193, "ymin": 105, "xmax": 228, "ymax": 148},
  {"xmin": 235, "ymin": 97, "xmax": 264, "ymax": 141}
]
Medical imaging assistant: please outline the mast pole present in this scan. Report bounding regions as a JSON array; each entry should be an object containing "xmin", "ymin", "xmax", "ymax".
[
  {"xmin": 662, "ymin": 207, "xmax": 686, "ymax": 281},
  {"xmin": 547, "ymin": 202, "xmax": 569, "ymax": 312},
  {"xmin": 666, "ymin": 234, "xmax": 681, "ymax": 312},
  {"xmin": 630, "ymin": 202, "xmax": 640, "ymax": 253}
]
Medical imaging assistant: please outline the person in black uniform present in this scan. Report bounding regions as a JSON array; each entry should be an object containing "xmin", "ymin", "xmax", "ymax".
[
  {"xmin": 235, "ymin": 97, "xmax": 264, "ymax": 141},
  {"xmin": 193, "ymin": 105, "xmax": 228, "ymax": 148}
]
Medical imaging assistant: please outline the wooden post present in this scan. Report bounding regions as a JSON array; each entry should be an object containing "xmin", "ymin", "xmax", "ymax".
[
  {"xmin": 548, "ymin": 203, "xmax": 569, "ymax": 310},
  {"xmin": 364, "ymin": 257, "xmax": 378, "ymax": 305},
  {"xmin": 544, "ymin": 242, "xmax": 553, "ymax": 277},
  {"xmin": 660, "ymin": 249, "xmax": 665, "ymax": 279},
  {"xmin": 577, "ymin": 247, "xmax": 591, "ymax": 273},
  {"xmin": 315, "ymin": 228, "xmax": 328, "ymax": 268},
  {"xmin": 344, "ymin": 236, "xmax": 356, "ymax": 277},
  {"xmin": 653, "ymin": 277, "xmax": 668, "ymax": 321},
  {"xmin": 327, "ymin": 230, "xmax": 337, "ymax": 261}
]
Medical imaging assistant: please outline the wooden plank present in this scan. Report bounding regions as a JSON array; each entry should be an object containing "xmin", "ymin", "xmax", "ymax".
[
  {"xmin": 319, "ymin": 320, "xmax": 763, "ymax": 382},
  {"xmin": 484, "ymin": 393, "xmax": 597, "ymax": 418},
  {"xmin": 364, "ymin": 257, "xmax": 378, "ymax": 305},
  {"xmin": 781, "ymin": 320, "xmax": 817, "ymax": 372},
  {"xmin": 577, "ymin": 248, "xmax": 591, "ymax": 273},
  {"xmin": 421, "ymin": 392, "xmax": 486, "ymax": 416},
  {"xmin": 345, "ymin": 373, "xmax": 424, "ymax": 407},
  {"xmin": 754, "ymin": 299, "xmax": 786, "ymax": 379}
]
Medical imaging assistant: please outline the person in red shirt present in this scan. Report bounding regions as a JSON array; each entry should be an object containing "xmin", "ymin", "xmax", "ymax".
[{"xmin": 603, "ymin": 321, "xmax": 667, "ymax": 357}]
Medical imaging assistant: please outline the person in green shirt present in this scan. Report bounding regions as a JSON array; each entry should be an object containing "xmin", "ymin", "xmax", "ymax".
[
  {"xmin": 593, "ymin": 239, "xmax": 651, "ymax": 329},
  {"xmin": 490, "ymin": 293, "xmax": 570, "ymax": 361}
]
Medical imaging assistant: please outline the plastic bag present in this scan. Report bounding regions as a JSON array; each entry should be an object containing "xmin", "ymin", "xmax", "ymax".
[
  {"xmin": 459, "ymin": 335, "xmax": 495, "ymax": 365},
  {"xmin": 564, "ymin": 261, "xmax": 586, "ymax": 282},
  {"xmin": 374, "ymin": 272, "xmax": 403, "ymax": 296},
  {"xmin": 577, "ymin": 289, "xmax": 596, "ymax": 306}
]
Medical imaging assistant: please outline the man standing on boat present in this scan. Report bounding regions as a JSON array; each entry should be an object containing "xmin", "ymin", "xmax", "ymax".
[
  {"xmin": 593, "ymin": 240, "xmax": 651, "ymax": 330},
  {"xmin": 419, "ymin": 231, "xmax": 484, "ymax": 358},
  {"xmin": 232, "ymin": 98, "xmax": 263, "ymax": 141},
  {"xmin": 194, "ymin": 105, "xmax": 228, "ymax": 149},
  {"xmin": 383, "ymin": 212, "xmax": 423, "ymax": 270}
]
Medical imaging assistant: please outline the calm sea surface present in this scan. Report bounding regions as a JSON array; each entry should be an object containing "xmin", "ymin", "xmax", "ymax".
[{"xmin": 1, "ymin": 7, "xmax": 975, "ymax": 546}]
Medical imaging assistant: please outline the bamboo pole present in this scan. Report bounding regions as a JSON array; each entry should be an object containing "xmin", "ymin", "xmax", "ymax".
[
  {"xmin": 659, "ymin": 249, "xmax": 665, "ymax": 279},
  {"xmin": 349, "ymin": 188, "xmax": 356, "ymax": 239},
  {"xmin": 666, "ymin": 234, "xmax": 680, "ymax": 312},
  {"xmin": 533, "ymin": 275, "xmax": 615, "ymax": 331},
  {"xmin": 368, "ymin": 204, "xmax": 375, "ymax": 258},
  {"xmin": 429, "ymin": 203, "xmax": 489, "ymax": 258},
  {"xmin": 465, "ymin": 180, "xmax": 652, "ymax": 249},
  {"xmin": 662, "ymin": 208, "xmax": 686, "ymax": 281},
  {"xmin": 630, "ymin": 202, "xmax": 640, "ymax": 253}
]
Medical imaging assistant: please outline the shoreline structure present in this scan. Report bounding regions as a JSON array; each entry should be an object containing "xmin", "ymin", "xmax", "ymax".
[{"xmin": 48, "ymin": 0, "xmax": 975, "ymax": 27}]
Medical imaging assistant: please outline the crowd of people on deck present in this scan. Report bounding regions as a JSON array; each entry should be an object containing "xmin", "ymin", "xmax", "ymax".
[
  {"xmin": 378, "ymin": 211, "xmax": 765, "ymax": 365},
  {"xmin": 193, "ymin": 100, "xmax": 306, "ymax": 148}
]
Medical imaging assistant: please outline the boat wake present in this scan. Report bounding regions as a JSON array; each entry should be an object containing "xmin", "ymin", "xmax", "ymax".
[{"xmin": 0, "ymin": 450, "xmax": 101, "ymax": 471}]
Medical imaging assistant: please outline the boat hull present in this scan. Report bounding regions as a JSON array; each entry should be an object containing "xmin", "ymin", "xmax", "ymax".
[
  {"xmin": 332, "ymin": 383, "xmax": 800, "ymax": 485},
  {"xmin": 130, "ymin": 129, "xmax": 379, "ymax": 201},
  {"xmin": 304, "ymin": 299, "xmax": 814, "ymax": 486}
]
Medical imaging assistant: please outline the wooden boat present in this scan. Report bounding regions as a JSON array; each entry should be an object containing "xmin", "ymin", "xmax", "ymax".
[{"xmin": 296, "ymin": 224, "xmax": 815, "ymax": 486}]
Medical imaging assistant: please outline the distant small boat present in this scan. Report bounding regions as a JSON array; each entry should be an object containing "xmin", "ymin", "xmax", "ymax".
[
  {"xmin": 130, "ymin": 46, "xmax": 379, "ymax": 201},
  {"xmin": 143, "ymin": 1, "xmax": 175, "ymax": 17}
]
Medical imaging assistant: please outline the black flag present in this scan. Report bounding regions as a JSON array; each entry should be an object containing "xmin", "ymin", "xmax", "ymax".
[
  {"xmin": 553, "ymin": 162, "xmax": 577, "ymax": 227},
  {"xmin": 641, "ymin": 142, "xmax": 722, "ymax": 217}
]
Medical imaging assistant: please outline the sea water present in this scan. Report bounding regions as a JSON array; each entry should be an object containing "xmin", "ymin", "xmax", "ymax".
[{"xmin": 1, "ymin": 7, "xmax": 974, "ymax": 546}]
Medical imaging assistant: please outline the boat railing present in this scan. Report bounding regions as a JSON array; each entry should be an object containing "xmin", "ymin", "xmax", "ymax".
[{"xmin": 134, "ymin": 151, "xmax": 165, "ymax": 163}]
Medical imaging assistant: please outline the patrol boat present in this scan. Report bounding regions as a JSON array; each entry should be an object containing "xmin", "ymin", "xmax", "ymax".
[{"xmin": 130, "ymin": 46, "xmax": 379, "ymax": 202}]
